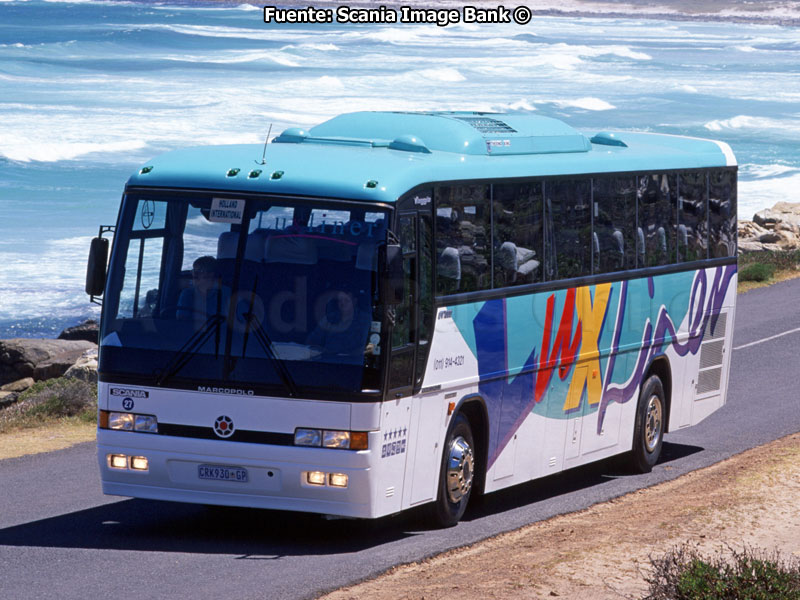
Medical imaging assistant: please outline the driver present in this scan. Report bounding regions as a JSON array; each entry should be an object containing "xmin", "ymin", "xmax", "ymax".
[{"xmin": 306, "ymin": 291, "xmax": 371, "ymax": 360}]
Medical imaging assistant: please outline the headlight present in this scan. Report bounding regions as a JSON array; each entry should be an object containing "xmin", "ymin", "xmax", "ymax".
[
  {"xmin": 294, "ymin": 428, "xmax": 322, "ymax": 447},
  {"xmin": 323, "ymin": 430, "xmax": 350, "ymax": 449},
  {"xmin": 294, "ymin": 428, "xmax": 369, "ymax": 450},
  {"xmin": 102, "ymin": 411, "xmax": 158, "ymax": 433},
  {"xmin": 134, "ymin": 414, "xmax": 158, "ymax": 433},
  {"xmin": 108, "ymin": 412, "xmax": 134, "ymax": 431}
]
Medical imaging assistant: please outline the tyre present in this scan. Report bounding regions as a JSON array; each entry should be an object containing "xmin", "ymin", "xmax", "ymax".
[
  {"xmin": 628, "ymin": 374, "xmax": 665, "ymax": 473},
  {"xmin": 428, "ymin": 413, "xmax": 475, "ymax": 528}
]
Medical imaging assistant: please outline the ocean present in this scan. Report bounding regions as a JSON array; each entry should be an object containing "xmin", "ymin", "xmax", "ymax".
[{"xmin": 1, "ymin": 0, "xmax": 799, "ymax": 338}]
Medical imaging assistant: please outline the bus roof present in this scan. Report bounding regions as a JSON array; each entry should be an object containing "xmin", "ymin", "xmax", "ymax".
[{"xmin": 128, "ymin": 111, "xmax": 737, "ymax": 203}]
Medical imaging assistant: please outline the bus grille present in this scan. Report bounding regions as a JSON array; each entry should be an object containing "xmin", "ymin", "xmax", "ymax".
[{"xmin": 696, "ymin": 312, "xmax": 728, "ymax": 396}]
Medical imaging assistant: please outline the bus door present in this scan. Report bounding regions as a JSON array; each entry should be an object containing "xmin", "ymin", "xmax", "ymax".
[
  {"xmin": 387, "ymin": 206, "xmax": 434, "ymax": 397},
  {"xmin": 387, "ymin": 211, "xmax": 417, "ymax": 397},
  {"xmin": 387, "ymin": 203, "xmax": 440, "ymax": 506}
]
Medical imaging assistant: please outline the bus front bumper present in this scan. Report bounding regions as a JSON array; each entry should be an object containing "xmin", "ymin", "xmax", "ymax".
[{"xmin": 97, "ymin": 429, "xmax": 378, "ymax": 519}]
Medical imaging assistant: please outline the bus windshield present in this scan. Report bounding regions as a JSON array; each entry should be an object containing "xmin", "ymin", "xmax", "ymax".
[{"xmin": 99, "ymin": 192, "xmax": 388, "ymax": 398}]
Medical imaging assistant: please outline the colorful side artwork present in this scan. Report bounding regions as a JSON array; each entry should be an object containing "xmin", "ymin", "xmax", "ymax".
[{"xmin": 439, "ymin": 265, "xmax": 737, "ymax": 469}]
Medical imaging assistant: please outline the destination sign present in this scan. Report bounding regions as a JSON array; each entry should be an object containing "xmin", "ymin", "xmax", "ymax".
[{"xmin": 209, "ymin": 198, "xmax": 245, "ymax": 224}]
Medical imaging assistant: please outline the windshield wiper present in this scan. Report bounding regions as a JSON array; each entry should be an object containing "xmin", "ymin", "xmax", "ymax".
[
  {"xmin": 238, "ymin": 279, "xmax": 299, "ymax": 397},
  {"xmin": 156, "ymin": 314, "xmax": 225, "ymax": 387}
]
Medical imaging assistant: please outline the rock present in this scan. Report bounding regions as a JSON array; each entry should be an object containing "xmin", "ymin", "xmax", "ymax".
[
  {"xmin": 0, "ymin": 377, "xmax": 35, "ymax": 393},
  {"xmin": 738, "ymin": 220, "xmax": 768, "ymax": 239},
  {"xmin": 0, "ymin": 338, "xmax": 96, "ymax": 385},
  {"xmin": 738, "ymin": 204, "xmax": 800, "ymax": 252},
  {"xmin": 777, "ymin": 230, "xmax": 800, "ymax": 249},
  {"xmin": 737, "ymin": 240, "xmax": 765, "ymax": 253},
  {"xmin": 753, "ymin": 209, "xmax": 781, "ymax": 227},
  {"xmin": 58, "ymin": 319, "xmax": 99, "ymax": 344},
  {"xmin": 0, "ymin": 391, "xmax": 19, "ymax": 410},
  {"xmin": 753, "ymin": 202, "xmax": 800, "ymax": 230},
  {"xmin": 758, "ymin": 232, "xmax": 782, "ymax": 244},
  {"xmin": 64, "ymin": 348, "xmax": 98, "ymax": 383}
]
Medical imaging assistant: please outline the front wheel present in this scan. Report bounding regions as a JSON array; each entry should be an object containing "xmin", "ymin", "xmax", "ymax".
[
  {"xmin": 428, "ymin": 413, "xmax": 475, "ymax": 528},
  {"xmin": 628, "ymin": 375, "xmax": 665, "ymax": 473}
]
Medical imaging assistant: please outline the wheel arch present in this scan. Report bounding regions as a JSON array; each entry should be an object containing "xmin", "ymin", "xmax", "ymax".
[
  {"xmin": 455, "ymin": 394, "xmax": 489, "ymax": 496},
  {"xmin": 645, "ymin": 355, "xmax": 672, "ymax": 432}
]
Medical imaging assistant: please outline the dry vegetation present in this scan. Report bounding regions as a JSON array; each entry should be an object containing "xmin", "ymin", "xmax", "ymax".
[{"xmin": 321, "ymin": 434, "xmax": 800, "ymax": 600}]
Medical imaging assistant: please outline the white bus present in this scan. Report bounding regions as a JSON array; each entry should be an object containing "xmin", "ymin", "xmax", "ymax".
[{"xmin": 87, "ymin": 111, "xmax": 737, "ymax": 526}]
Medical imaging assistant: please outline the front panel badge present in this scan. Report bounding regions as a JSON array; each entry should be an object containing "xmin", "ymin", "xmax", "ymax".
[{"xmin": 214, "ymin": 415, "xmax": 235, "ymax": 438}]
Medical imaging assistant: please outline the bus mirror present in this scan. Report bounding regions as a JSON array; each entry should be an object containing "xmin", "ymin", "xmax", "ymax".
[
  {"xmin": 383, "ymin": 244, "xmax": 404, "ymax": 305},
  {"xmin": 86, "ymin": 236, "xmax": 109, "ymax": 297}
]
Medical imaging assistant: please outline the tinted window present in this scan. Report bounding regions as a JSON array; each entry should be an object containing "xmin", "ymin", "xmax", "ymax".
[
  {"xmin": 544, "ymin": 179, "xmax": 592, "ymax": 280},
  {"xmin": 593, "ymin": 176, "xmax": 636, "ymax": 274},
  {"xmin": 637, "ymin": 173, "xmax": 677, "ymax": 267},
  {"xmin": 392, "ymin": 214, "xmax": 415, "ymax": 350},
  {"xmin": 416, "ymin": 212, "xmax": 433, "ymax": 386},
  {"xmin": 435, "ymin": 185, "xmax": 491, "ymax": 294},
  {"xmin": 709, "ymin": 169, "xmax": 737, "ymax": 258},
  {"xmin": 678, "ymin": 171, "xmax": 708, "ymax": 262},
  {"xmin": 492, "ymin": 182, "xmax": 544, "ymax": 286}
]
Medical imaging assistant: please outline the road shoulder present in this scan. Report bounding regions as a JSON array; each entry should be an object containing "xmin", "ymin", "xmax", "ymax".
[
  {"xmin": 0, "ymin": 422, "xmax": 94, "ymax": 461},
  {"xmin": 321, "ymin": 432, "xmax": 800, "ymax": 600}
]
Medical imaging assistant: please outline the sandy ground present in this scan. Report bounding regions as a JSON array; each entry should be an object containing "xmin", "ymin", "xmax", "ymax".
[
  {"xmin": 0, "ymin": 422, "xmax": 94, "ymax": 461},
  {"xmin": 321, "ymin": 432, "xmax": 800, "ymax": 600}
]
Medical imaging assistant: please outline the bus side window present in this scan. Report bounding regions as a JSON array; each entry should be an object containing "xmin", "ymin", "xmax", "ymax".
[
  {"xmin": 709, "ymin": 169, "xmax": 737, "ymax": 258},
  {"xmin": 492, "ymin": 182, "xmax": 544, "ymax": 287},
  {"xmin": 116, "ymin": 199, "xmax": 169, "ymax": 319},
  {"xmin": 435, "ymin": 185, "xmax": 491, "ymax": 294},
  {"xmin": 593, "ymin": 176, "xmax": 636, "ymax": 274},
  {"xmin": 544, "ymin": 178, "xmax": 591, "ymax": 281},
  {"xmin": 678, "ymin": 171, "xmax": 708, "ymax": 262},
  {"xmin": 637, "ymin": 174, "xmax": 677, "ymax": 267}
]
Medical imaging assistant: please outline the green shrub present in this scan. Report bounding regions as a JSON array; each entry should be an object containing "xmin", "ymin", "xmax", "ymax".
[
  {"xmin": 644, "ymin": 545, "xmax": 800, "ymax": 600},
  {"xmin": 739, "ymin": 262, "xmax": 776, "ymax": 282},
  {"xmin": 0, "ymin": 377, "xmax": 97, "ymax": 432},
  {"xmin": 739, "ymin": 249, "xmax": 800, "ymax": 271}
]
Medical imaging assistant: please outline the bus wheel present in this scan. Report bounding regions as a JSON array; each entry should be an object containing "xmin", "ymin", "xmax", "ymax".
[
  {"xmin": 429, "ymin": 413, "xmax": 474, "ymax": 528},
  {"xmin": 629, "ymin": 375, "xmax": 665, "ymax": 473}
]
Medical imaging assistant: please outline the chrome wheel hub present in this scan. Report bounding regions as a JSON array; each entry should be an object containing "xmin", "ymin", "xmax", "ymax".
[
  {"xmin": 446, "ymin": 436, "xmax": 474, "ymax": 504},
  {"xmin": 645, "ymin": 394, "xmax": 663, "ymax": 453}
]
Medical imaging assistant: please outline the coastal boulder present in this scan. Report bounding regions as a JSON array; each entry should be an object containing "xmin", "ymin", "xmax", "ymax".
[
  {"xmin": 64, "ymin": 347, "xmax": 98, "ymax": 383},
  {"xmin": 58, "ymin": 319, "xmax": 99, "ymax": 344},
  {"xmin": 0, "ymin": 338, "xmax": 96, "ymax": 385},
  {"xmin": 0, "ymin": 391, "xmax": 19, "ymax": 411},
  {"xmin": 738, "ymin": 202, "xmax": 800, "ymax": 253},
  {"xmin": 0, "ymin": 377, "xmax": 35, "ymax": 393},
  {"xmin": 753, "ymin": 202, "xmax": 800, "ymax": 230}
]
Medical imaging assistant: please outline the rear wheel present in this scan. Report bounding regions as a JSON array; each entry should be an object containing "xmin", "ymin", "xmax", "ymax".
[
  {"xmin": 628, "ymin": 375, "xmax": 665, "ymax": 473},
  {"xmin": 429, "ymin": 413, "xmax": 474, "ymax": 528}
]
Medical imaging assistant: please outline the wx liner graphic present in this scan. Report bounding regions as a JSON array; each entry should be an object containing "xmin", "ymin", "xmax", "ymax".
[{"xmin": 428, "ymin": 265, "xmax": 736, "ymax": 487}]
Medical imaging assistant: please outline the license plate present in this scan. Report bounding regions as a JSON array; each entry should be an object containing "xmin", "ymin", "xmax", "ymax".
[{"xmin": 198, "ymin": 464, "xmax": 248, "ymax": 483}]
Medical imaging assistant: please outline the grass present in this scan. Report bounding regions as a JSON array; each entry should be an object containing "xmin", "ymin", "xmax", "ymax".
[
  {"xmin": 738, "ymin": 249, "xmax": 800, "ymax": 293},
  {"xmin": 644, "ymin": 545, "xmax": 800, "ymax": 599},
  {"xmin": 0, "ymin": 377, "xmax": 97, "ymax": 434}
]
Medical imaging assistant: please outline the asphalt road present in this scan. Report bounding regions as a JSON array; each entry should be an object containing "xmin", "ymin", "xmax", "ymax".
[{"xmin": 1, "ymin": 278, "xmax": 799, "ymax": 600}]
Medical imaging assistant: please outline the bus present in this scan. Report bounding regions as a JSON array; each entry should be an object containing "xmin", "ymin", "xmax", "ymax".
[{"xmin": 86, "ymin": 111, "xmax": 737, "ymax": 527}]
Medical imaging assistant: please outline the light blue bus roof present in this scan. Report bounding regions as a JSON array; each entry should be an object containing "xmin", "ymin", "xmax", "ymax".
[{"xmin": 128, "ymin": 111, "xmax": 737, "ymax": 203}]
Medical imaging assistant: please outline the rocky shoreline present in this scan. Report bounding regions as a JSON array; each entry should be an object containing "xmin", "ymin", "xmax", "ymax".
[
  {"xmin": 738, "ymin": 202, "xmax": 800, "ymax": 253},
  {"xmin": 0, "ymin": 320, "xmax": 98, "ymax": 409}
]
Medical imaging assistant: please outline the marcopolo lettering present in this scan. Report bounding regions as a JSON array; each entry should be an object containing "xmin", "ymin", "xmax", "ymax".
[{"xmin": 197, "ymin": 386, "xmax": 255, "ymax": 396}]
